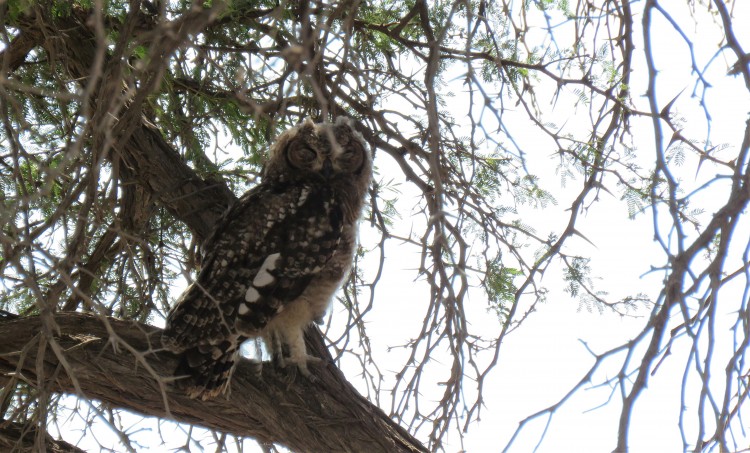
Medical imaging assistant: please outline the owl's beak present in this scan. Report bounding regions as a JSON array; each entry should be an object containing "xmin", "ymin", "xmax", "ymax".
[{"xmin": 321, "ymin": 158, "xmax": 334, "ymax": 179}]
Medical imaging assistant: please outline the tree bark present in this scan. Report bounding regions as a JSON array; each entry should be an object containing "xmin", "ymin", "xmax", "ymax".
[
  {"xmin": 0, "ymin": 313, "xmax": 426, "ymax": 453},
  {"xmin": 0, "ymin": 420, "xmax": 86, "ymax": 453}
]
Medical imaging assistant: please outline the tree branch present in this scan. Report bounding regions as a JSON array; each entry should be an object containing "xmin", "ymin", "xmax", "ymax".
[
  {"xmin": 0, "ymin": 421, "xmax": 86, "ymax": 453},
  {"xmin": 0, "ymin": 313, "xmax": 426, "ymax": 453},
  {"xmin": 0, "ymin": 420, "xmax": 86, "ymax": 453},
  {"xmin": 0, "ymin": 29, "xmax": 40, "ymax": 73}
]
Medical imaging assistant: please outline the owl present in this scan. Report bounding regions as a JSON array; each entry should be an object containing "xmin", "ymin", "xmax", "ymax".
[{"xmin": 162, "ymin": 117, "xmax": 373, "ymax": 399}]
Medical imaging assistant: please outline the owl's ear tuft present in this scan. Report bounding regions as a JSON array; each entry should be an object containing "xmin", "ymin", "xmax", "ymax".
[
  {"xmin": 333, "ymin": 117, "xmax": 369, "ymax": 155},
  {"xmin": 334, "ymin": 116, "xmax": 358, "ymax": 131}
]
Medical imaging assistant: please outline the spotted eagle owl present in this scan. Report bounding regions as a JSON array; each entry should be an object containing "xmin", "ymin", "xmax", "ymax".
[{"xmin": 162, "ymin": 117, "xmax": 372, "ymax": 399}]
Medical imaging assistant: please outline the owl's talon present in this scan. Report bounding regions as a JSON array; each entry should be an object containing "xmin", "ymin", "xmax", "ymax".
[
  {"xmin": 271, "ymin": 351, "xmax": 285, "ymax": 369},
  {"xmin": 272, "ymin": 352, "xmax": 323, "ymax": 384},
  {"xmin": 299, "ymin": 366, "xmax": 319, "ymax": 384},
  {"xmin": 249, "ymin": 358, "xmax": 263, "ymax": 378}
]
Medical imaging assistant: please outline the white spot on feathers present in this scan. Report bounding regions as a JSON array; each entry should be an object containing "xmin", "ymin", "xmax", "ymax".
[
  {"xmin": 253, "ymin": 253, "xmax": 280, "ymax": 287},
  {"xmin": 297, "ymin": 186, "xmax": 311, "ymax": 206},
  {"xmin": 245, "ymin": 286, "xmax": 260, "ymax": 303},
  {"xmin": 239, "ymin": 303, "xmax": 250, "ymax": 315}
]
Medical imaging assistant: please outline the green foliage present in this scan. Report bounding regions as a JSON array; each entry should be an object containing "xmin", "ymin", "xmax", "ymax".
[
  {"xmin": 485, "ymin": 257, "xmax": 523, "ymax": 319},
  {"xmin": 8, "ymin": 0, "xmax": 100, "ymax": 19},
  {"xmin": 371, "ymin": 178, "xmax": 401, "ymax": 227},
  {"xmin": 6, "ymin": 0, "xmax": 34, "ymax": 21},
  {"xmin": 514, "ymin": 174, "xmax": 557, "ymax": 208},
  {"xmin": 563, "ymin": 256, "xmax": 591, "ymax": 297},
  {"xmin": 1, "ymin": 285, "xmax": 39, "ymax": 316},
  {"xmin": 472, "ymin": 157, "xmax": 508, "ymax": 199},
  {"xmin": 622, "ymin": 186, "xmax": 649, "ymax": 219},
  {"xmin": 15, "ymin": 158, "xmax": 65, "ymax": 217}
]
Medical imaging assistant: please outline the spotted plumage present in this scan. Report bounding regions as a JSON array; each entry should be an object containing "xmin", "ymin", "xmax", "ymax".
[{"xmin": 162, "ymin": 117, "xmax": 372, "ymax": 399}]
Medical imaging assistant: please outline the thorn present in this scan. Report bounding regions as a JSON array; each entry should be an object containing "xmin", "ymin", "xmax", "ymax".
[
  {"xmin": 659, "ymin": 88, "xmax": 686, "ymax": 120},
  {"xmin": 572, "ymin": 228, "xmax": 597, "ymax": 248}
]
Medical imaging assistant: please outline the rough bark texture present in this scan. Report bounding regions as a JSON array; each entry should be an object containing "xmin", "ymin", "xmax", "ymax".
[
  {"xmin": 120, "ymin": 121, "xmax": 236, "ymax": 241},
  {"xmin": 0, "ymin": 420, "xmax": 86, "ymax": 453},
  {"xmin": 0, "ymin": 313, "xmax": 425, "ymax": 453}
]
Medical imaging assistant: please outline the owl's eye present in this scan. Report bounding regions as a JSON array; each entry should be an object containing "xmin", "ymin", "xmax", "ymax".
[
  {"xmin": 337, "ymin": 145, "xmax": 364, "ymax": 170},
  {"xmin": 288, "ymin": 145, "xmax": 318, "ymax": 167}
]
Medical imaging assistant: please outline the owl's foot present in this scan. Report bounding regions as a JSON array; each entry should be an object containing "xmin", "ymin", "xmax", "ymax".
[
  {"xmin": 248, "ymin": 357, "xmax": 264, "ymax": 378},
  {"xmin": 272, "ymin": 349, "xmax": 323, "ymax": 383},
  {"xmin": 265, "ymin": 321, "xmax": 324, "ymax": 382}
]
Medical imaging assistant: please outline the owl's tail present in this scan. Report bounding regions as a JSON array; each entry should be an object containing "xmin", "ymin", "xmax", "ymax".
[{"xmin": 173, "ymin": 340, "xmax": 239, "ymax": 400}]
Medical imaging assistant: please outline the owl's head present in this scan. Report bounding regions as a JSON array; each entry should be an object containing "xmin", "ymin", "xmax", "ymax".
[{"xmin": 264, "ymin": 117, "xmax": 372, "ymax": 188}]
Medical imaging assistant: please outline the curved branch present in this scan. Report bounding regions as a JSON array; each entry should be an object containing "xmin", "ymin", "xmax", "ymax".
[{"xmin": 0, "ymin": 313, "xmax": 426, "ymax": 453}]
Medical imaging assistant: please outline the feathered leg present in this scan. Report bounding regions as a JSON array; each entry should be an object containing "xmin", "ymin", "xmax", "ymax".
[{"xmin": 173, "ymin": 339, "xmax": 240, "ymax": 400}]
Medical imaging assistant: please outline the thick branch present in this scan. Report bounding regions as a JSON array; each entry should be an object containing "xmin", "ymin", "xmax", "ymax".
[
  {"xmin": 0, "ymin": 313, "xmax": 425, "ymax": 453},
  {"xmin": 0, "ymin": 29, "xmax": 40, "ymax": 73},
  {"xmin": 119, "ymin": 122, "xmax": 235, "ymax": 240},
  {"xmin": 0, "ymin": 420, "xmax": 86, "ymax": 453}
]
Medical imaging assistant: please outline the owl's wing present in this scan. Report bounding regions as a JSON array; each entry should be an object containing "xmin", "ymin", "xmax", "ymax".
[{"xmin": 162, "ymin": 182, "xmax": 343, "ymax": 352}]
